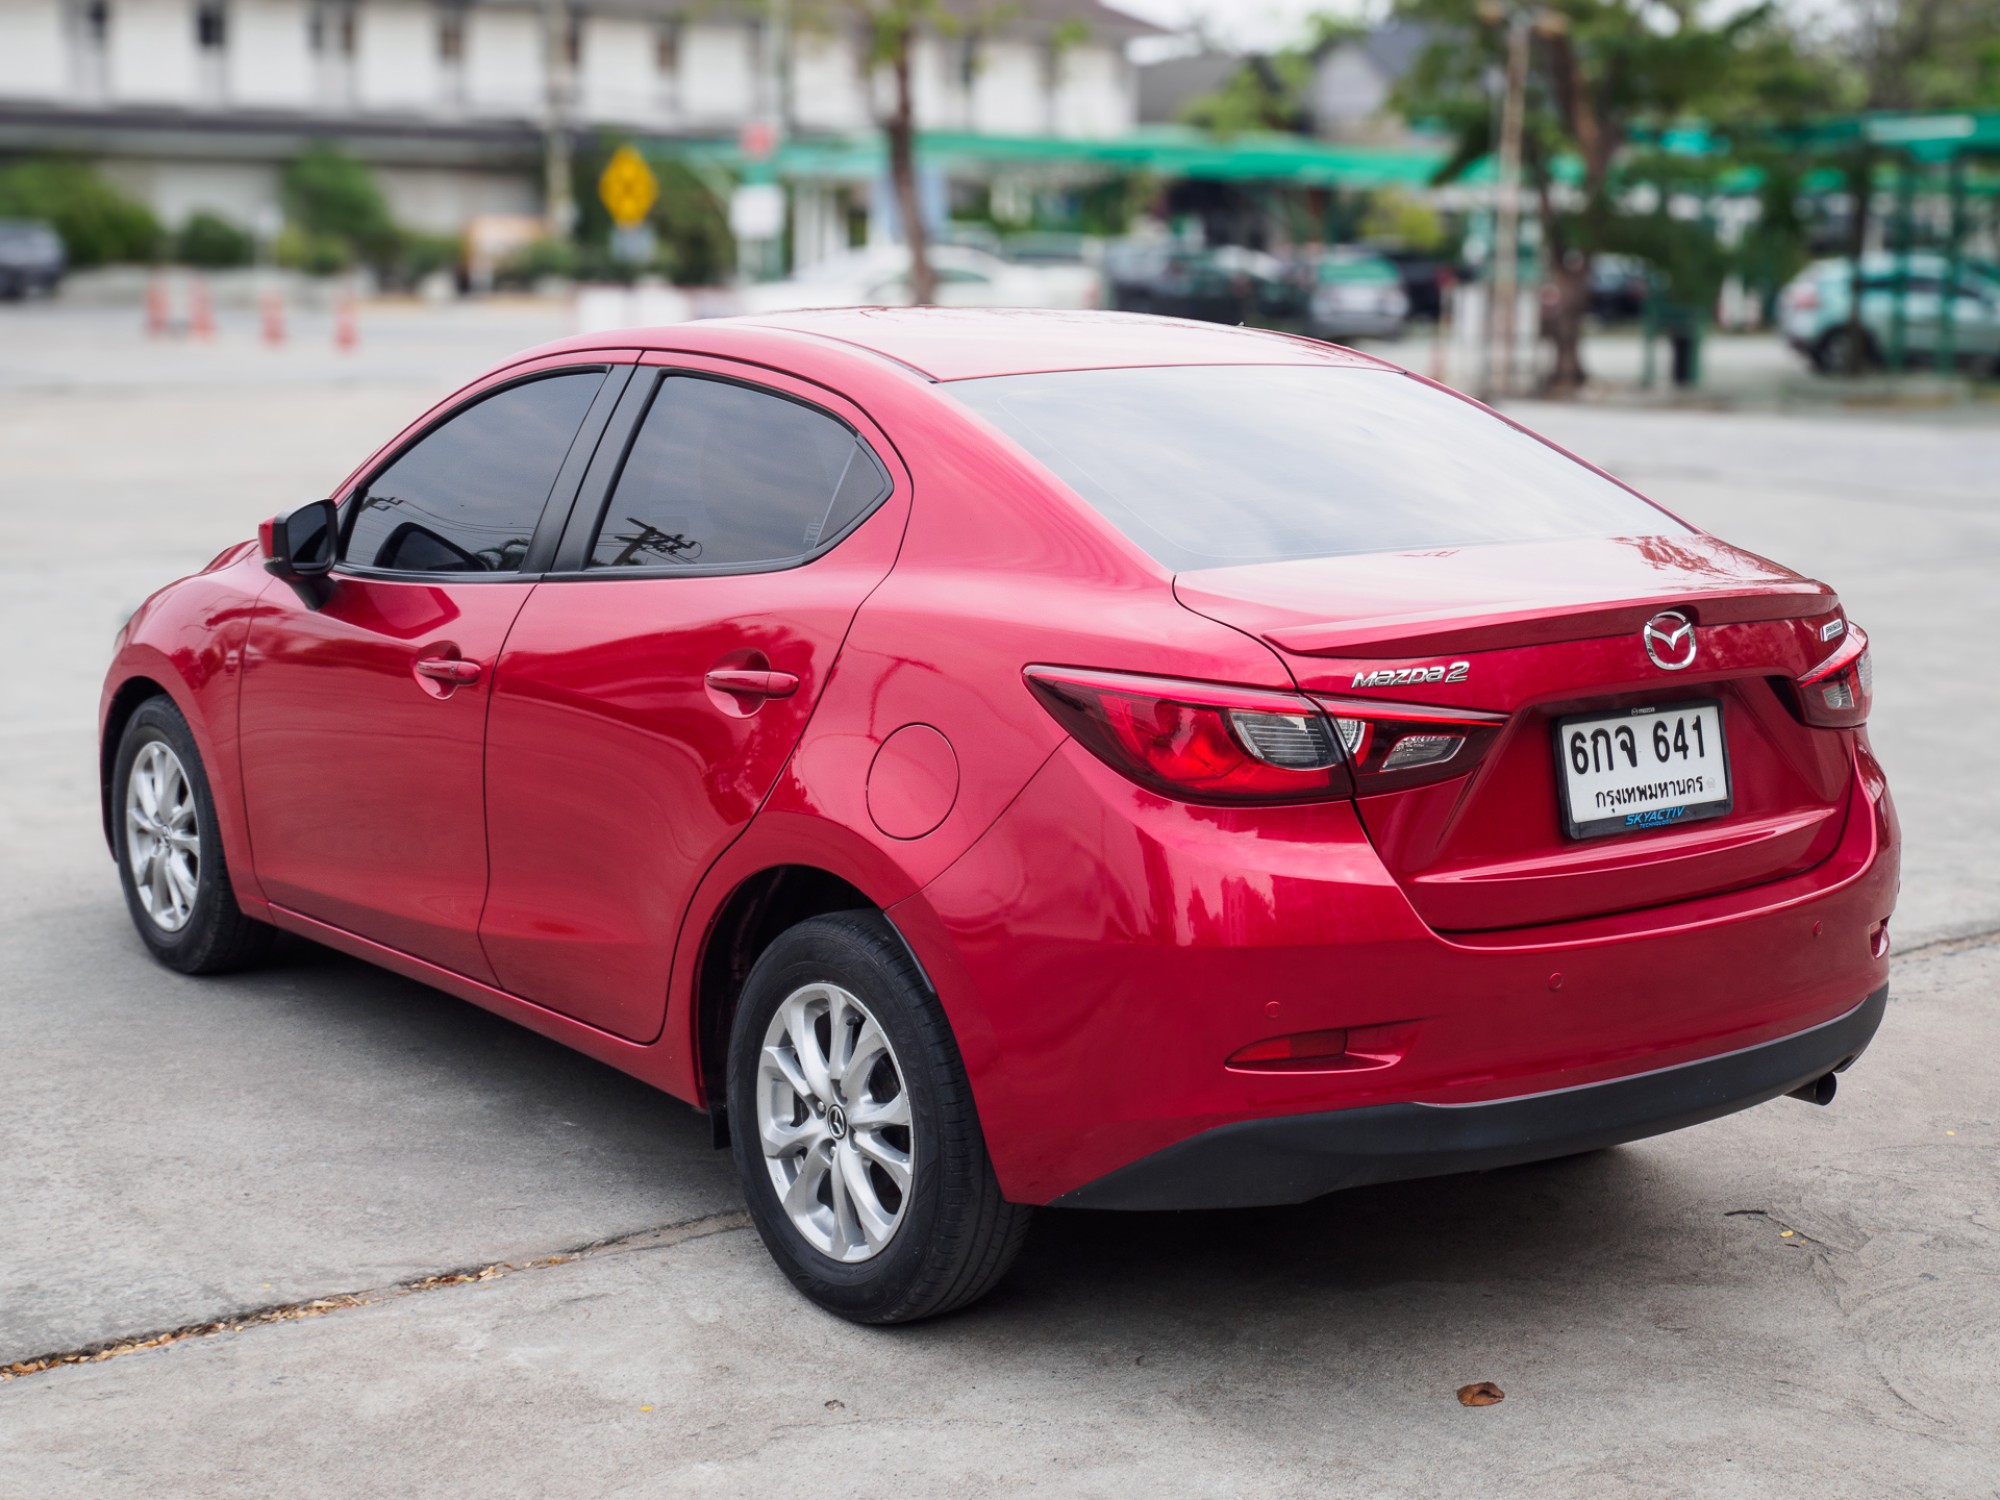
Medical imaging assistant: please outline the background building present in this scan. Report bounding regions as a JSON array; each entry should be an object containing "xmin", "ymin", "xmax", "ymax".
[{"xmin": 0, "ymin": 0, "xmax": 1154, "ymax": 242}]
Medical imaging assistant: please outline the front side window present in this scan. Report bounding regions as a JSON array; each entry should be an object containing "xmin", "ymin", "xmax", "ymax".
[
  {"xmin": 589, "ymin": 376, "xmax": 890, "ymax": 571},
  {"xmin": 948, "ymin": 364, "xmax": 1683, "ymax": 573},
  {"xmin": 345, "ymin": 371, "xmax": 603, "ymax": 574}
]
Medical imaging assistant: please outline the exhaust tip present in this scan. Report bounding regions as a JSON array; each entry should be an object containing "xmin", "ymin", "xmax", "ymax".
[{"xmin": 1788, "ymin": 1072, "xmax": 1838, "ymax": 1106}]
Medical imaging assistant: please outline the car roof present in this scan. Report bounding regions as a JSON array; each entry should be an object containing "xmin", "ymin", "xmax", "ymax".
[
  {"xmin": 509, "ymin": 307, "xmax": 1391, "ymax": 386},
  {"xmin": 715, "ymin": 307, "xmax": 1387, "ymax": 381}
]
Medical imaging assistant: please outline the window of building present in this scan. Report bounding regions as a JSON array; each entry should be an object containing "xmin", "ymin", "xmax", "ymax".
[
  {"xmin": 195, "ymin": 2, "xmax": 226, "ymax": 49},
  {"xmin": 437, "ymin": 5, "xmax": 464, "ymax": 61}
]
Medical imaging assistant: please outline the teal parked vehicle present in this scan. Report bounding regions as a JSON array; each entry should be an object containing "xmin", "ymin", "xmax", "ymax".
[{"xmin": 1779, "ymin": 253, "xmax": 2000, "ymax": 373}]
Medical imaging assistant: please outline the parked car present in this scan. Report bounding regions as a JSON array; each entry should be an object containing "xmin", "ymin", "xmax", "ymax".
[
  {"xmin": 105, "ymin": 309, "xmax": 1896, "ymax": 1324},
  {"xmin": 736, "ymin": 244, "xmax": 1099, "ymax": 315},
  {"xmin": 0, "ymin": 219, "xmax": 65, "ymax": 299},
  {"xmin": 1303, "ymin": 248, "xmax": 1410, "ymax": 340},
  {"xmin": 1589, "ymin": 253, "xmax": 1654, "ymax": 322},
  {"xmin": 1105, "ymin": 243, "xmax": 1265, "ymax": 324},
  {"xmin": 1367, "ymin": 246, "xmax": 1464, "ymax": 321},
  {"xmin": 1779, "ymin": 253, "xmax": 2000, "ymax": 372}
]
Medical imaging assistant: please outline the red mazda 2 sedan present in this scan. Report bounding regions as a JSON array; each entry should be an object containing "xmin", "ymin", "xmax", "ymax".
[{"xmin": 103, "ymin": 309, "xmax": 1896, "ymax": 1322}]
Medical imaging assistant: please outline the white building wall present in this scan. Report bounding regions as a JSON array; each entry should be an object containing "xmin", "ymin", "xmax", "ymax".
[
  {"xmin": 356, "ymin": 0, "xmax": 440, "ymax": 111},
  {"xmin": 377, "ymin": 164, "xmax": 538, "ymax": 233},
  {"xmin": 579, "ymin": 14, "xmax": 659, "ymax": 127},
  {"xmin": 1052, "ymin": 46, "xmax": 1128, "ymax": 137},
  {"xmin": 907, "ymin": 35, "xmax": 958, "ymax": 130},
  {"xmin": 678, "ymin": 21, "xmax": 753, "ymax": 123},
  {"xmin": 226, "ymin": 0, "xmax": 314, "ymax": 108},
  {"xmin": 109, "ymin": 0, "xmax": 200, "ymax": 105},
  {"xmin": 791, "ymin": 28, "xmax": 866, "ymax": 132},
  {"xmin": 970, "ymin": 39, "xmax": 1041, "ymax": 136},
  {"xmin": 0, "ymin": 0, "xmax": 66, "ymax": 100},
  {"xmin": 103, "ymin": 158, "xmax": 280, "ymax": 227},
  {"xmin": 464, "ymin": 6, "xmax": 542, "ymax": 116}
]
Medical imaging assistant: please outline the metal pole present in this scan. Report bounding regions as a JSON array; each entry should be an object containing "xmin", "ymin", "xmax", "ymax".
[
  {"xmin": 542, "ymin": 0, "xmax": 576, "ymax": 238},
  {"xmin": 1939, "ymin": 153, "xmax": 1965, "ymax": 375},
  {"xmin": 1887, "ymin": 154, "xmax": 1913, "ymax": 372},
  {"xmin": 1488, "ymin": 12, "xmax": 1530, "ymax": 400}
]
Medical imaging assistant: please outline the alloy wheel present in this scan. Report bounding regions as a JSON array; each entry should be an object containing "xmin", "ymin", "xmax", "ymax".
[
  {"xmin": 125, "ymin": 739, "xmax": 200, "ymax": 933},
  {"xmin": 756, "ymin": 981, "xmax": 914, "ymax": 1263}
]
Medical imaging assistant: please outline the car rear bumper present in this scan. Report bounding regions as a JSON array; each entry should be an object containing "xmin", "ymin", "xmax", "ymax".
[
  {"xmin": 896, "ymin": 733, "xmax": 1898, "ymax": 1205},
  {"xmin": 1057, "ymin": 983, "xmax": 1887, "ymax": 1209}
]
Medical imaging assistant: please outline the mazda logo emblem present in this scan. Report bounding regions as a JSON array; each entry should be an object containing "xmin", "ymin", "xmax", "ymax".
[{"xmin": 1642, "ymin": 610, "xmax": 1697, "ymax": 671}]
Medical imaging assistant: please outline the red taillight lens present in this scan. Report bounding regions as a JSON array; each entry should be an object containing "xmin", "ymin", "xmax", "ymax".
[
  {"xmin": 1788, "ymin": 283, "xmax": 1820, "ymax": 313},
  {"xmin": 1796, "ymin": 623, "xmax": 1871, "ymax": 728},
  {"xmin": 1024, "ymin": 666, "xmax": 1351, "ymax": 803},
  {"xmin": 1310, "ymin": 694, "xmax": 1510, "ymax": 793}
]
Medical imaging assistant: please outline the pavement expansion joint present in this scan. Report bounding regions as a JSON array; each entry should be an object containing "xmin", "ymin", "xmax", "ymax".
[
  {"xmin": 1894, "ymin": 923, "xmax": 2000, "ymax": 961},
  {"xmin": 0, "ymin": 1209, "xmax": 752, "ymax": 1383}
]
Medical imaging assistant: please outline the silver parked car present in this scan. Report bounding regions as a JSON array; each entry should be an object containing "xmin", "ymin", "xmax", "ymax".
[{"xmin": 1778, "ymin": 253, "xmax": 2000, "ymax": 373}]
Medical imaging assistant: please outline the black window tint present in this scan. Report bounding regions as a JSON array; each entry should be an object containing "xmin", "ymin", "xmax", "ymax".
[
  {"xmin": 590, "ymin": 377, "xmax": 890, "ymax": 570},
  {"xmin": 948, "ymin": 365, "xmax": 1682, "ymax": 572},
  {"xmin": 345, "ymin": 371, "xmax": 603, "ymax": 574}
]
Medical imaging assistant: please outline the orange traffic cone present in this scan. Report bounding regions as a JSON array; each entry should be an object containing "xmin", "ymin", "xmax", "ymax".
[
  {"xmin": 260, "ymin": 288, "xmax": 285, "ymax": 347},
  {"xmin": 145, "ymin": 274, "xmax": 171, "ymax": 338},
  {"xmin": 333, "ymin": 286, "xmax": 358, "ymax": 352},
  {"xmin": 189, "ymin": 275, "xmax": 215, "ymax": 341}
]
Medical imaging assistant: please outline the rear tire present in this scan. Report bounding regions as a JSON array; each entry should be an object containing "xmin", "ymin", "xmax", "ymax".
[
  {"xmin": 727, "ymin": 911, "xmax": 1030, "ymax": 1323},
  {"xmin": 112, "ymin": 696, "xmax": 273, "ymax": 975}
]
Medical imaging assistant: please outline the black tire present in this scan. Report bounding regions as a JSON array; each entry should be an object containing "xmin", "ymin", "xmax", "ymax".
[
  {"xmin": 112, "ymin": 696, "xmax": 273, "ymax": 975},
  {"xmin": 1811, "ymin": 328, "xmax": 1878, "ymax": 374},
  {"xmin": 727, "ymin": 911, "xmax": 1031, "ymax": 1323}
]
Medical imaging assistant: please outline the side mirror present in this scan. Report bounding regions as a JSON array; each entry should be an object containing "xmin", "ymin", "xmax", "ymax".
[{"xmin": 260, "ymin": 499, "xmax": 338, "ymax": 608}]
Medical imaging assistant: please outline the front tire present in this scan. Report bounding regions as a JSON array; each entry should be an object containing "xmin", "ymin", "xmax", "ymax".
[
  {"xmin": 727, "ymin": 911, "xmax": 1030, "ymax": 1323},
  {"xmin": 112, "ymin": 696, "xmax": 273, "ymax": 975}
]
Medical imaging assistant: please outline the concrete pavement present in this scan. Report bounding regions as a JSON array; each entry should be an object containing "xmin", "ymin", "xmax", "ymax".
[{"xmin": 2, "ymin": 306, "xmax": 1997, "ymax": 1495}]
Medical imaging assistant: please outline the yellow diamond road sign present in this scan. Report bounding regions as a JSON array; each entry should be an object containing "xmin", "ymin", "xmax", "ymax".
[{"xmin": 599, "ymin": 146, "xmax": 659, "ymax": 230}]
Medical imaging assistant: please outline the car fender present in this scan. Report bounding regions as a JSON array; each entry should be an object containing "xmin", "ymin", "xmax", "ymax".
[{"xmin": 100, "ymin": 547, "xmax": 273, "ymax": 913}]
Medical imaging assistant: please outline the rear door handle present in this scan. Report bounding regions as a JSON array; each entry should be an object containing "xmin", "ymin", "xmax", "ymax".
[
  {"xmin": 704, "ymin": 668, "xmax": 799, "ymax": 700},
  {"xmin": 415, "ymin": 656, "xmax": 483, "ymax": 685}
]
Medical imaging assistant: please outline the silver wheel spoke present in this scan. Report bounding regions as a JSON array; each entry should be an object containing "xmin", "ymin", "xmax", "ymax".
[
  {"xmin": 845, "ymin": 1090, "xmax": 910, "ymax": 1130},
  {"xmin": 851, "ymin": 1129, "xmax": 912, "ymax": 1194},
  {"xmin": 783, "ymin": 1145, "xmax": 832, "ymax": 1223},
  {"xmin": 781, "ymin": 991, "xmax": 836, "ymax": 1103}
]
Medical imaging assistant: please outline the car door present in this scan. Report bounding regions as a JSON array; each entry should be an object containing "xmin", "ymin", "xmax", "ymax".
[
  {"xmin": 238, "ymin": 362, "xmax": 626, "ymax": 980},
  {"xmin": 478, "ymin": 358, "xmax": 910, "ymax": 1042}
]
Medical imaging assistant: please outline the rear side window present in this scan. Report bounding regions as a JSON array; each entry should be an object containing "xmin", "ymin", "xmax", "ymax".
[
  {"xmin": 345, "ymin": 370, "xmax": 603, "ymax": 574},
  {"xmin": 948, "ymin": 365, "xmax": 1682, "ymax": 572},
  {"xmin": 589, "ymin": 376, "xmax": 889, "ymax": 571}
]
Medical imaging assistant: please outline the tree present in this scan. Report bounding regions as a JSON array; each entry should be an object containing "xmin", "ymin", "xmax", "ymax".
[
  {"xmin": 0, "ymin": 158, "xmax": 160, "ymax": 266},
  {"xmin": 1178, "ymin": 16, "xmax": 1366, "ymax": 136},
  {"xmin": 281, "ymin": 144, "xmax": 399, "ymax": 268},
  {"xmin": 1395, "ymin": 0, "xmax": 1802, "ymax": 393}
]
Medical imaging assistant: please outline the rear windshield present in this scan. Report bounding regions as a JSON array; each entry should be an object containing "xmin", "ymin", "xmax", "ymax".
[{"xmin": 947, "ymin": 365, "xmax": 1681, "ymax": 572}]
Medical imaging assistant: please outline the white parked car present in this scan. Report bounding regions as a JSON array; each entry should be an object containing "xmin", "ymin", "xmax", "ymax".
[{"xmin": 737, "ymin": 244, "xmax": 1100, "ymax": 315}]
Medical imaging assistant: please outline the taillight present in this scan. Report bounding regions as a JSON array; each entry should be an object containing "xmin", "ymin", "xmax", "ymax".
[
  {"xmin": 1795, "ymin": 623, "xmax": 1871, "ymax": 728},
  {"xmin": 1310, "ymin": 694, "xmax": 1509, "ymax": 793},
  {"xmin": 1787, "ymin": 283, "xmax": 1820, "ymax": 313},
  {"xmin": 1023, "ymin": 666, "xmax": 1349, "ymax": 804}
]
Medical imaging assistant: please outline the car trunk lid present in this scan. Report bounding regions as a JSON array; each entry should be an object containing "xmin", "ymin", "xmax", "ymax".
[{"xmin": 1177, "ymin": 535, "xmax": 1856, "ymax": 930}]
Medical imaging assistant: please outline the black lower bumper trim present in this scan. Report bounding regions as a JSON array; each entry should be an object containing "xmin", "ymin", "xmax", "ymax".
[{"xmin": 1058, "ymin": 986, "xmax": 1888, "ymax": 1211}]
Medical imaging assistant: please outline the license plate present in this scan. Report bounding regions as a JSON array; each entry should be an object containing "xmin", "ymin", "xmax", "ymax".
[{"xmin": 1553, "ymin": 700, "xmax": 1731, "ymax": 840}]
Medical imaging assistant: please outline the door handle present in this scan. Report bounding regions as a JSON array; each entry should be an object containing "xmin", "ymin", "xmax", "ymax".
[
  {"xmin": 415, "ymin": 656, "xmax": 483, "ymax": 686},
  {"xmin": 704, "ymin": 668, "xmax": 799, "ymax": 700}
]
